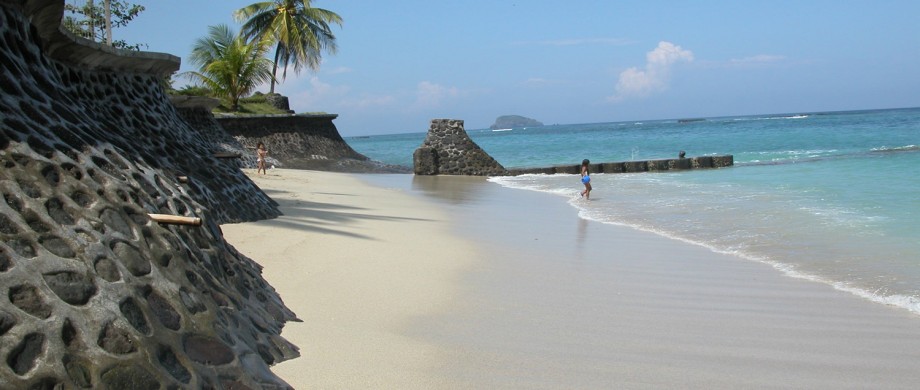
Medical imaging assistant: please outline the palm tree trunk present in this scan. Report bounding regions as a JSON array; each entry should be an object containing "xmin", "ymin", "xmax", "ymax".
[
  {"xmin": 269, "ymin": 47, "xmax": 283, "ymax": 94},
  {"xmin": 269, "ymin": 61, "xmax": 278, "ymax": 94}
]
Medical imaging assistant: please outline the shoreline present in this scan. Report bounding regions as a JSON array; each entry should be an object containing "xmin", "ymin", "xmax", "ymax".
[{"xmin": 225, "ymin": 169, "xmax": 920, "ymax": 388}]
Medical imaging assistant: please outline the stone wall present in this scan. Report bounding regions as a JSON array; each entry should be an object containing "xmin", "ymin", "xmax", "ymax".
[
  {"xmin": 413, "ymin": 119, "xmax": 508, "ymax": 176},
  {"xmin": 0, "ymin": 1, "xmax": 296, "ymax": 388},
  {"xmin": 172, "ymin": 96, "xmax": 242, "ymax": 169},
  {"xmin": 509, "ymin": 155, "xmax": 733, "ymax": 175},
  {"xmin": 172, "ymin": 96, "xmax": 283, "ymax": 170},
  {"xmin": 218, "ymin": 115, "xmax": 405, "ymax": 172}
]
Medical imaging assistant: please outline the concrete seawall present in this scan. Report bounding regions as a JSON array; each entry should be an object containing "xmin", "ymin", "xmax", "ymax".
[
  {"xmin": 508, "ymin": 155, "xmax": 734, "ymax": 175},
  {"xmin": 217, "ymin": 114, "xmax": 409, "ymax": 172}
]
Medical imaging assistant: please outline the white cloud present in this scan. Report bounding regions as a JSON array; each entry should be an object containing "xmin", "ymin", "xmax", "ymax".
[
  {"xmin": 286, "ymin": 76, "xmax": 398, "ymax": 112},
  {"xmin": 276, "ymin": 76, "xmax": 466, "ymax": 117},
  {"xmin": 413, "ymin": 81, "xmax": 460, "ymax": 109},
  {"xmin": 609, "ymin": 41, "xmax": 693, "ymax": 102}
]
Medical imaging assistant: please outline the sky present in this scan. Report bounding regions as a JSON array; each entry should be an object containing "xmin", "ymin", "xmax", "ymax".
[{"xmin": 118, "ymin": 1, "xmax": 920, "ymax": 136}]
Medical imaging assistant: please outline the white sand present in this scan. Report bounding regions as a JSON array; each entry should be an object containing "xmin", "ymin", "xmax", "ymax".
[
  {"xmin": 221, "ymin": 169, "xmax": 474, "ymax": 388},
  {"xmin": 224, "ymin": 169, "xmax": 920, "ymax": 389}
]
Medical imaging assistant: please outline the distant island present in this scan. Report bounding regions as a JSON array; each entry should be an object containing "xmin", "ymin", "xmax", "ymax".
[{"xmin": 490, "ymin": 115, "xmax": 544, "ymax": 130}]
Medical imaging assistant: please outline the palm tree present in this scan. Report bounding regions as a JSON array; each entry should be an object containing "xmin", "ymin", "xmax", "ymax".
[
  {"xmin": 234, "ymin": 0, "xmax": 342, "ymax": 93},
  {"xmin": 183, "ymin": 25, "xmax": 274, "ymax": 111}
]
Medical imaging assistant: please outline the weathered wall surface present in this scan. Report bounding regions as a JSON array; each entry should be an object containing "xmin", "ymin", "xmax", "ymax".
[
  {"xmin": 218, "ymin": 114, "xmax": 411, "ymax": 173},
  {"xmin": 172, "ymin": 96, "xmax": 284, "ymax": 170},
  {"xmin": 0, "ymin": 1, "xmax": 296, "ymax": 388},
  {"xmin": 413, "ymin": 119, "xmax": 508, "ymax": 176},
  {"xmin": 172, "ymin": 96, "xmax": 245, "ymax": 170},
  {"xmin": 218, "ymin": 115, "xmax": 373, "ymax": 170},
  {"xmin": 509, "ymin": 155, "xmax": 734, "ymax": 175}
]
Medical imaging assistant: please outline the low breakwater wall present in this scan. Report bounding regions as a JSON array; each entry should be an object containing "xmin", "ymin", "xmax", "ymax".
[
  {"xmin": 0, "ymin": 1, "xmax": 297, "ymax": 388},
  {"xmin": 508, "ymin": 155, "xmax": 734, "ymax": 175}
]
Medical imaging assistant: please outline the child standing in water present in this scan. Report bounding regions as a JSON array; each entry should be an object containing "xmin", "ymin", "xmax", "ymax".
[
  {"xmin": 257, "ymin": 142, "xmax": 268, "ymax": 175},
  {"xmin": 580, "ymin": 159, "xmax": 592, "ymax": 199}
]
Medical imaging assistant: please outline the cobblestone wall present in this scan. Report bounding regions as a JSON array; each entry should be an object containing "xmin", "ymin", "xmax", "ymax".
[
  {"xmin": 413, "ymin": 119, "xmax": 508, "ymax": 176},
  {"xmin": 218, "ymin": 115, "xmax": 367, "ymax": 169},
  {"xmin": 0, "ymin": 1, "xmax": 296, "ymax": 388}
]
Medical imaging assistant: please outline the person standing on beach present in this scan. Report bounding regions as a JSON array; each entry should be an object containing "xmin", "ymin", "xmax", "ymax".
[
  {"xmin": 257, "ymin": 142, "xmax": 268, "ymax": 175},
  {"xmin": 580, "ymin": 159, "xmax": 592, "ymax": 199}
]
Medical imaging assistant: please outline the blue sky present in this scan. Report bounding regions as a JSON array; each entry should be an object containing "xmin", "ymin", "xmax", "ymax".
[{"xmin": 119, "ymin": 1, "xmax": 920, "ymax": 136}]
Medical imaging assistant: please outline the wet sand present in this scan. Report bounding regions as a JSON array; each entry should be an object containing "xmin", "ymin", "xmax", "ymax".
[{"xmin": 225, "ymin": 169, "xmax": 920, "ymax": 389}]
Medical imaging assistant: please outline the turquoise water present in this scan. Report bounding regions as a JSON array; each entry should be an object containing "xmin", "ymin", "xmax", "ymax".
[{"xmin": 346, "ymin": 108, "xmax": 920, "ymax": 314}]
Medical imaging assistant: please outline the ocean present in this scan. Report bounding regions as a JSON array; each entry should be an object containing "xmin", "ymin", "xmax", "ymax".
[{"xmin": 346, "ymin": 107, "xmax": 920, "ymax": 315}]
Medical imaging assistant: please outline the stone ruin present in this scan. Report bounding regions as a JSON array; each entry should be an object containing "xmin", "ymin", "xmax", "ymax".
[
  {"xmin": 263, "ymin": 94, "xmax": 293, "ymax": 114},
  {"xmin": 413, "ymin": 119, "xmax": 508, "ymax": 176},
  {"xmin": 0, "ymin": 1, "xmax": 299, "ymax": 388}
]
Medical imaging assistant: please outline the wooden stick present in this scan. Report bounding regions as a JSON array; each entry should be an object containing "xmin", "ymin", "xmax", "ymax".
[{"xmin": 148, "ymin": 214, "xmax": 202, "ymax": 226}]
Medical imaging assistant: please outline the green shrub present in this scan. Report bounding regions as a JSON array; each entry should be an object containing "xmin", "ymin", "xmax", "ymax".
[
  {"xmin": 175, "ymin": 85, "xmax": 212, "ymax": 97},
  {"xmin": 239, "ymin": 94, "xmax": 268, "ymax": 104},
  {"xmin": 212, "ymin": 101, "xmax": 290, "ymax": 115}
]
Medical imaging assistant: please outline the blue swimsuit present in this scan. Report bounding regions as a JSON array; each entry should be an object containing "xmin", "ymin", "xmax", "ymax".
[{"xmin": 582, "ymin": 175, "xmax": 590, "ymax": 184}]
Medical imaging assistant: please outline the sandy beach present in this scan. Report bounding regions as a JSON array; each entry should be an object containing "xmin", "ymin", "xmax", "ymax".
[
  {"xmin": 220, "ymin": 169, "xmax": 475, "ymax": 388},
  {"xmin": 223, "ymin": 169, "xmax": 920, "ymax": 389}
]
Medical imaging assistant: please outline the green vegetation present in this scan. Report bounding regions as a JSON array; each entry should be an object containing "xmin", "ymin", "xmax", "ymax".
[
  {"xmin": 213, "ymin": 93, "xmax": 289, "ymax": 115},
  {"xmin": 182, "ymin": 25, "xmax": 274, "ymax": 111},
  {"xmin": 234, "ymin": 0, "xmax": 342, "ymax": 93},
  {"xmin": 170, "ymin": 88, "xmax": 298, "ymax": 115},
  {"xmin": 172, "ymin": 85, "xmax": 212, "ymax": 97},
  {"xmin": 177, "ymin": 1, "xmax": 342, "ymax": 114}
]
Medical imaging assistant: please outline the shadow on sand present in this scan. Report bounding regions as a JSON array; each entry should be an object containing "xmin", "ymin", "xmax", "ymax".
[{"xmin": 259, "ymin": 195, "xmax": 434, "ymax": 240}]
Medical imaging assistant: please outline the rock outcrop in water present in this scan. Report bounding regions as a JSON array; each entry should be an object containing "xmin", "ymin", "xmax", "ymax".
[
  {"xmin": 413, "ymin": 119, "xmax": 508, "ymax": 176},
  {"xmin": 0, "ymin": 1, "xmax": 297, "ymax": 388}
]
